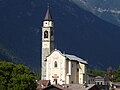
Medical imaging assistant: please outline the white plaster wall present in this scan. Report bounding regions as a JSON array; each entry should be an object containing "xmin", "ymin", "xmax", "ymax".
[
  {"xmin": 46, "ymin": 50, "xmax": 87, "ymax": 85},
  {"xmin": 79, "ymin": 63, "xmax": 86, "ymax": 84},
  {"xmin": 46, "ymin": 50, "xmax": 66, "ymax": 84},
  {"xmin": 70, "ymin": 61, "xmax": 77, "ymax": 84},
  {"xmin": 87, "ymin": 75, "xmax": 95, "ymax": 84},
  {"xmin": 43, "ymin": 21, "xmax": 53, "ymax": 27}
]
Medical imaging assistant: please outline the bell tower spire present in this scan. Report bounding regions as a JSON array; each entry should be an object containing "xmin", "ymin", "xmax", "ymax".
[
  {"xmin": 44, "ymin": 5, "xmax": 52, "ymax": 21},
  {"xmin": 41, "ymin": 5, "xmax": 54, "ymax": 80}
]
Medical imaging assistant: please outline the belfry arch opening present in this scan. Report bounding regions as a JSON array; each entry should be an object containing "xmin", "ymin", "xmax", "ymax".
[{"xmin": 44, "ymin": 31, "xmax": 48, "ymax": 38}]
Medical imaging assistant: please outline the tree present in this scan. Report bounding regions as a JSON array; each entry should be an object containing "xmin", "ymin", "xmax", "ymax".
[
  {"xmin": 0, "ymin": 61, "xmax": 38, "ymax": 90},
  {"xmin": 114, "ymin": 66, "xmax": 120, "ymax": 82},
  {"xmin": 87, "ymin": 69, "xmax": 106, "ymax": 75}
]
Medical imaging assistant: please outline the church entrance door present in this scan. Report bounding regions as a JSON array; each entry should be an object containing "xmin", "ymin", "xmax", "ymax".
[{"xmin": 54, "ymin": 79, "xmax": 57, "ymax": 84}]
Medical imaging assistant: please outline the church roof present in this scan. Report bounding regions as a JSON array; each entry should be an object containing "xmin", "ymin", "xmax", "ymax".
[
  {"xmin": 44, "ymin": 6, "xmax": 52, "ymax": 21},
  {"xmin": 47, "ymin": 49, "xmax": 88, "ymax": 64},
  {"xmin": 64, "ymin": 54, "xmax": 88, "ymax": 64},
  {"xmin": 36, "ymin": 80, "xmax": 51, "ymax": 90}
]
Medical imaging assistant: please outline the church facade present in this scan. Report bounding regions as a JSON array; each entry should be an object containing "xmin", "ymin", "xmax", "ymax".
[{"xmin": 41, "ymin": 6, "xmax": 88, "ymax": 85}]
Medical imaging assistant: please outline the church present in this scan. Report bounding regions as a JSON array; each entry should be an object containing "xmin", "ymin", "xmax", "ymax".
[{"xmin": 41, "ymin": 6, "xmax": 88, "ymax": 85}]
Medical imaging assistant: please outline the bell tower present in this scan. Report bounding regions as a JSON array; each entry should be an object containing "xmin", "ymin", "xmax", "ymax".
[{"xmin": 41, "ymin": 6, "xmax": 54, "ymax": 80}]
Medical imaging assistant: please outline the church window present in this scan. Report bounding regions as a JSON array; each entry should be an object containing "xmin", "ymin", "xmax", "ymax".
[
  {"xmin": 44, "ymin": 31, "xmax": 48, "ymax": 38},
  {"xmin": 54, "ymin": 61, "xmax": 57, "ymax": 68},
  {"xmin": 89, "ymin": 80, "xmax": 90, "ymax": 84},
  {"xmin": 71, "ymin": 81, "xmax": 73, "ymax": 84},
  {"xmin": 72, "ymin": 64, "xmax": 73, "ymax": 67}
]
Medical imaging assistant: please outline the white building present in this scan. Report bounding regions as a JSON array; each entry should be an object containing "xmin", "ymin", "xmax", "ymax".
[
  {"xmin": 95, "ymin": 75, "xmax": 109, "ymax": 86},
  {"xmin": 46, "ymin": 50, "xmax": 88, "ymax": 85},
  {"xmin": 41, "ymin": 6, "xmax": 88, "ymax": 85}
]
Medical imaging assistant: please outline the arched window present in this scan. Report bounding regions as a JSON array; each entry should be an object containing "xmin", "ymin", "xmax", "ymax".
[
  {"xmin": 54, "ymin": 61, "xmax": 57, "ymax": 68},
  {"xmin": 44, "ymin": 31, "xmax": 48, "ymax": 38}
]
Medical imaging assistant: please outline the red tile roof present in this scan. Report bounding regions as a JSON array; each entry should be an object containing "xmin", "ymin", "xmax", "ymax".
[{"xmin": 36, "ymin": 80, "xmax": 51, "ymax": 90}]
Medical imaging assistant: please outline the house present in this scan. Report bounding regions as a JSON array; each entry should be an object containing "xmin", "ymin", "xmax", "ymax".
[
  {"xmin": 112, "ymin": 82, "xmax": 120, "ymax": 90},
  {"xmin": 87, "ymin": 73, "xmax": 96, "ymax": 84},
  {"xmin": 95, "ymin": 75, "xmax": 109, "ymax": 90},
  {"xmin": 42, "ymin": 84, "xmax": 101, "ymax": 90},
  {"xmin": 43, "ymin": 85, "xmax": 69, "ymax": 90},
  {"xmin": 36, "ymin": 80, "xmax": 51, "ymax": 90},
  {"xmin": 95, "ymin": 75, "xmax": 109, "ymax": 85}
]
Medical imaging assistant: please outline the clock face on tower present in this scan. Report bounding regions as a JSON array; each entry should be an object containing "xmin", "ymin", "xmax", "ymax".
[{"xmin": 44, "ymin": 31, "xmax": 48, "ymax": 38}]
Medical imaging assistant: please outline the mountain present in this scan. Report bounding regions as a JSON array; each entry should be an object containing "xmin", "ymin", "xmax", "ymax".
[
  {"xmin": 0, "ymin": 48, "xmax": 22, "ymax": 63},
  {"xmin": 70, "ymin": 0, "xmax": 120, "ymax": 27},
  {"xmin": 0, "ymin": 0, "xmax": 120, "ymax": 72}
]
